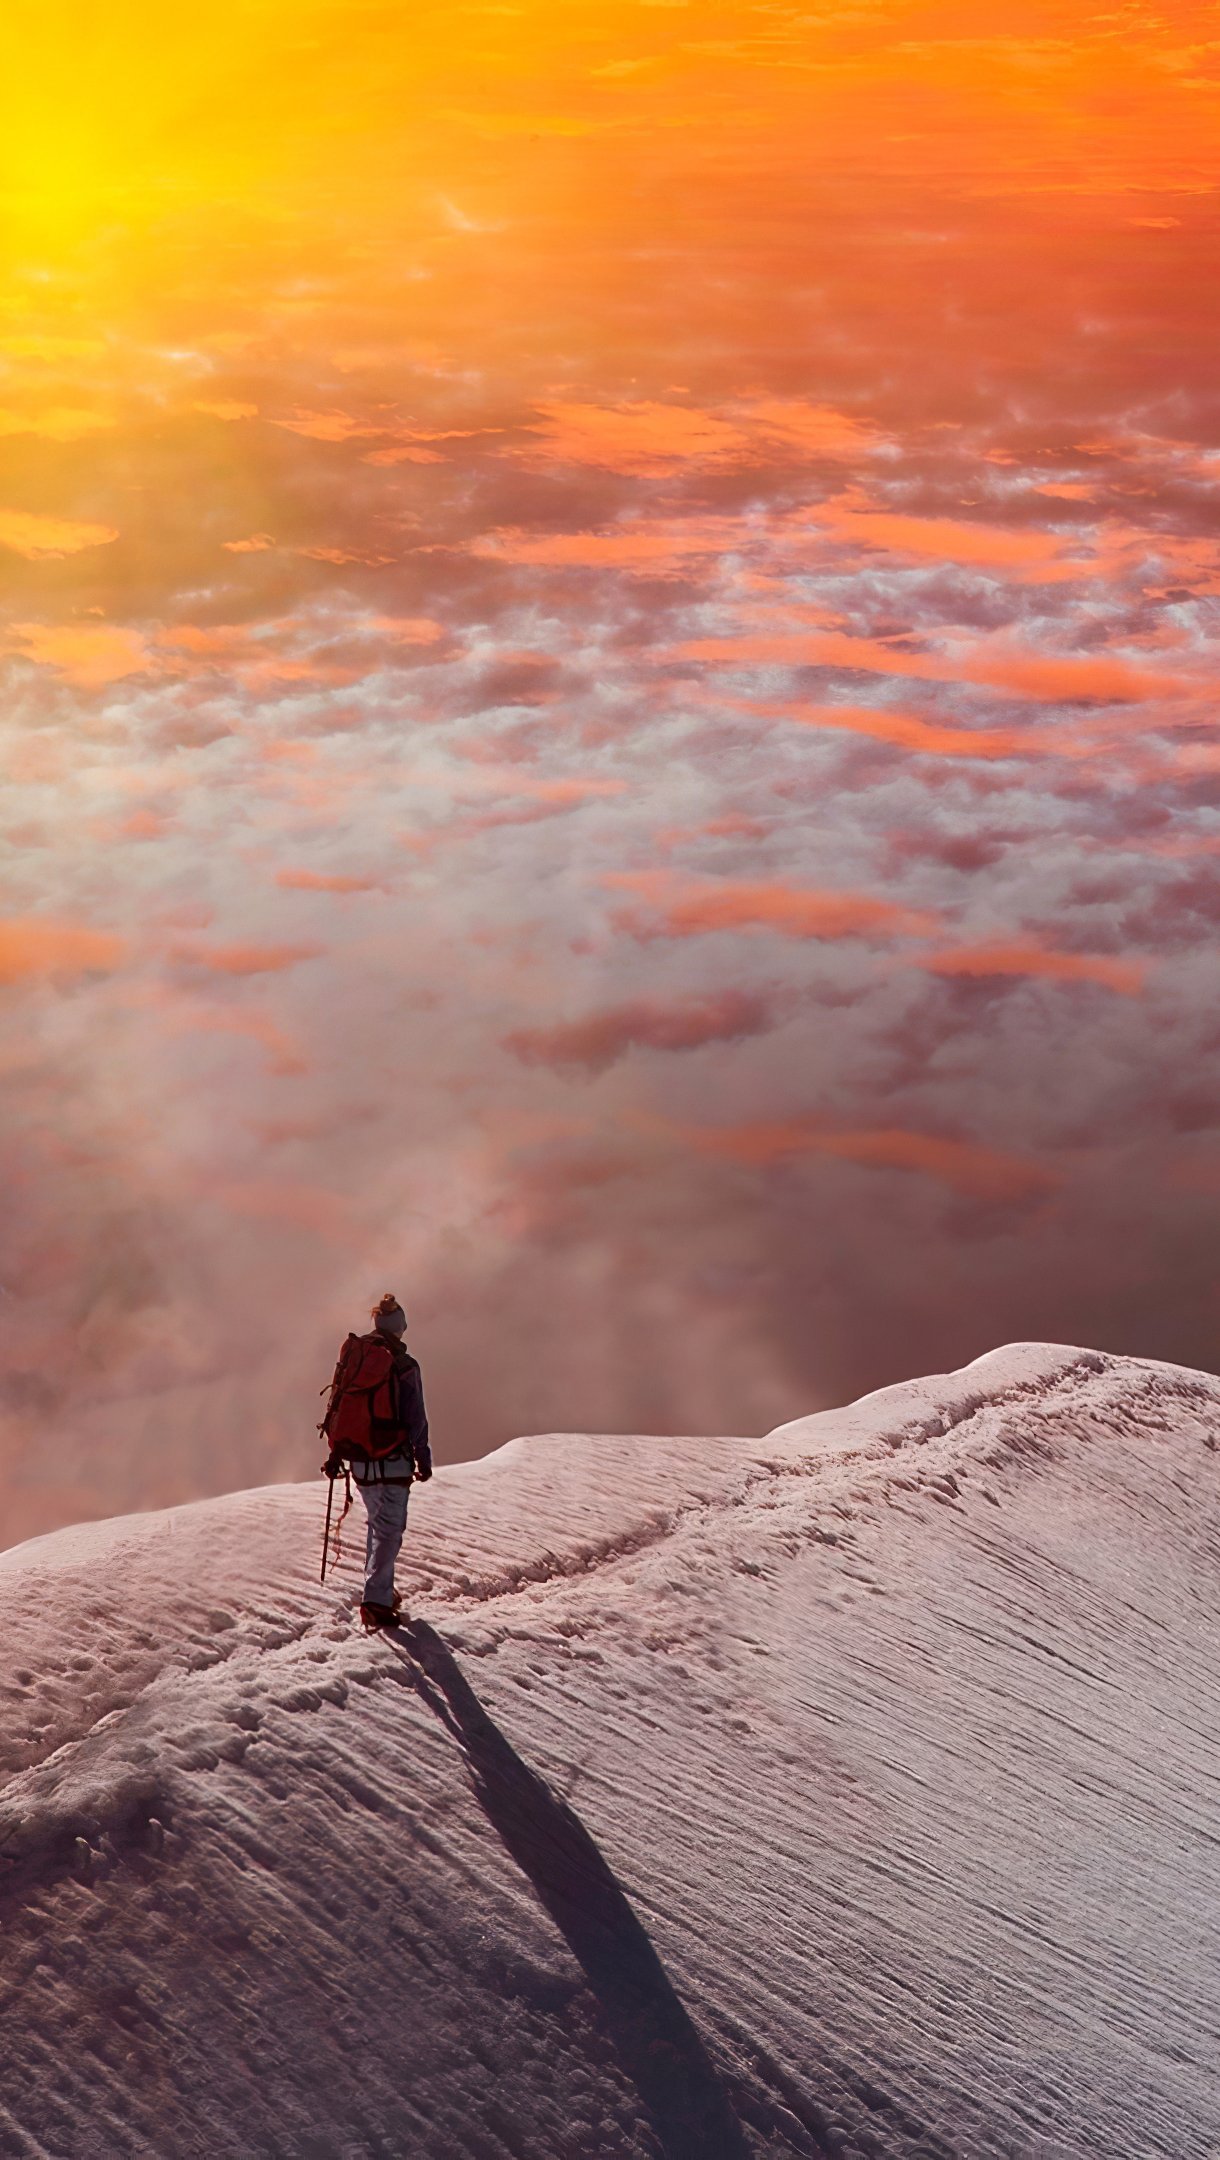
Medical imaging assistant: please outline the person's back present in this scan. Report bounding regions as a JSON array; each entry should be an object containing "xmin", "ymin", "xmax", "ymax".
[{"xmin": 321, "ymin": 1292, "xmax": 431, "ymax": 1627}]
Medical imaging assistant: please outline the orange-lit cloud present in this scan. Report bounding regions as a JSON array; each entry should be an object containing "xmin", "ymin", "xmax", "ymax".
[
  {"xmin": 917, "ymin": 940, "xmax": 1146, "ymax": 995},
  {"xmin": 518, "ymin": 397, "xmax": 882, "ymax": 475},
  {"xmin": 270, "ymin": 408, "xmax": 378, "ymax": 443},
  {"xmin": 6, "ymin": 622, "xmax": 152, "ymax": 685},
  {"xmin": 654, "ymin": 814, "xmax": 771, "ymax": 850},
  {"xmin": 167, "ymin": 1004, "xmax": 308, "ymax": 1076},
  {"xmin": 811, "ymin": 492, "xmax": 1091, "ymax": 581},
  {"xmin": 297, "ymin": 544, "xmax": 396, "ymax": 566},
  {"xmin": 155, "ymin": 620, "xmax": 363, "ymax": 689},
  {"xmin": 745, "ymin": 401, "xmax": 883, "ymax": 458},
  {"xmin": 366, "ymin": 616, "xmax": 446, "ymax": 646},
  {"xmin": 275, "ymin": 868, "xmax": 381, "ymax": 893},
  {"xmin": 162, "ymin": 624, "xmax": 269, "ymax": 657},
  {"xmin": 965, "ymin": 648, "xmax": 1182, "ymax": 705},
  {"xmin": 0, "ymin": 509, "xmax": 118, "ymax": 558},
  {"xmin": 606, "ymin": 872, "xmax": 937, "ymax": 942},
  {"xmin": 522, "ymin": 778, "xmax": 625, "ymax": 806},
  {"xmin": 113, "ymin": 807, "xmax": 172, "ymax": 841},
  {"xmin": 470, "ymin": 512, "xmax": 748, "ymax": 576},
  {"xmin": 363, "ymin": 426, "xmax": 492, "ymax": 469},
  {"xmin": 0, "ymin": 919, "xmax": 126, "ymax": 983},
  {"xmin": 751, "ymin": 699, "xmax": 1084, "ymax": 762},
  {"xmin": 671, "ymin": 628, "xmax": 1186, "ymax": 703},
  {"xmin": 172, "ymin": 942, "xmax": 323, "ymax": 977},
  {"xmin": 362, "ymin": 445, "xmax": 447, "ymax": 466},
  {"xmin": 522, "ymin": 400, "xmax": 734, "ymax": 472},
  {"xmin": 681, "ymin": 1119, "xmax": 1055, "ymax": 1203}
]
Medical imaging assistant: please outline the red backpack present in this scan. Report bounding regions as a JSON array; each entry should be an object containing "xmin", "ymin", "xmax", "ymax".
[{"xmin": 320, "ymin": 1331, "xmax": 407, "ymax": 1462}]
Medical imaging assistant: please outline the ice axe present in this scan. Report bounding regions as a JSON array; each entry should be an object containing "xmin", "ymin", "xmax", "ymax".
[
  {"xmin": 320, "ymin": 1471, "xmax": 336, "ymax": 1583},
  {"xmin": 319, "ymin": 1454, "xmax": 353, "ymax": 1582}
]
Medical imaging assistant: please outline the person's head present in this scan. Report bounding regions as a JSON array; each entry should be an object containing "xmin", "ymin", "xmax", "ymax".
[{"xmin": 371, "ymin": 1292, "xmax": 407, "ymax": 1338}]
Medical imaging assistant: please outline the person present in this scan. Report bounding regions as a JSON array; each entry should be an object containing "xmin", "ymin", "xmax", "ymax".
[{"xmin": 323, "ymin": 1292, "xmax": 432, "ymax": 1628}]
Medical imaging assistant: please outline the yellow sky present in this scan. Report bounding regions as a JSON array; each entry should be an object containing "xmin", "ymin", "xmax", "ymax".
[{"xmin": 4, "ymin": 1, "xmax": 1217, "ymax": 247}]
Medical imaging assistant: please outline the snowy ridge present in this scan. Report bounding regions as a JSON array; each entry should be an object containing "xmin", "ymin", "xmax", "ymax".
[{"xmin": 1, "ymin": 1344, "xmax": 1219, "ymax": 2159}]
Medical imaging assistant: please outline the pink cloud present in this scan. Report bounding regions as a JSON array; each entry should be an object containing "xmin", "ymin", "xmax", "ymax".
[
  {"xmin": 214, "ymin": 1178, "xmax": 361, "ymax": 1246},
  {"xmin": 605, "ymin": 872, "xmax": 938, "ymax": 942},
  {"xmin": 916, "ymin": 939, "xmax": 1146, "ymax": 995},
  {"xmin": 172, "ymin": 941, "xmax": 323, "ymax": 977},
  {"xmin": 113, "ymin": 808, "xmax": 173, "ymax": 841},
  {"xmin": 274, "ymin": 869, "xmax": 381, "ymax": 893},
  {"xmin": 522, "ymin": 778, "xmax": 625, "ymax": 806},
  {"xmin": 654, "ymin": 814, "xmax": 772, "ymax": 849},
  {"xmin": 156, "ymin": 620, "xmax": 363, "ymax": 690},
  {"xmin": 504, "ymin": 989, "xmax": 779, "ymax": 1073},
  {"xmin": 407, "ymin": 776, "xmax": 627, "ymax": 855},
  {"xmin": 0, "ymin": 919, "xmax": 126, "ymax": 983},
  {"xmin": 681, "ymin": 1117, "xmax": 1056, "ymax": 1203},
  {"xmin": 751, "ymin": 698, "xmax": 1084, "ymax": 761},
  {"xmin": 364, "ymin": 616, "xmax": 446, "ymax": 645},
  {"xmin": 168, "ymin": 1005, "xmax": 309, "ymax": 1076}
]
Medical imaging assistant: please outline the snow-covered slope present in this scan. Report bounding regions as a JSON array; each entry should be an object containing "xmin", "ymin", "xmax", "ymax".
[{"xmin": 2, "ymin": 1343, "xmax": 1219, "ymax": 2160}]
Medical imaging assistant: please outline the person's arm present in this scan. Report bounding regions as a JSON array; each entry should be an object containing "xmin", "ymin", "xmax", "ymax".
[{"xmin": 399, "ymin": 1359, "xmax": 432, "ymax": 1479}]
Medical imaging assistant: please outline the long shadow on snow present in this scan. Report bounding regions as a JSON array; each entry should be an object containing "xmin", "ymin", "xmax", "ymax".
[{"xmin": 389, "ymin": 1619, "xmax": 753, "ymax": 2160}]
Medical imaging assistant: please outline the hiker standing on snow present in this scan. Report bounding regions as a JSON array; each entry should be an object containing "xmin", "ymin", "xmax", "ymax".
[{"xmin": 320, "ymin": 1293, "xmax": 432, "ymax": 1628}]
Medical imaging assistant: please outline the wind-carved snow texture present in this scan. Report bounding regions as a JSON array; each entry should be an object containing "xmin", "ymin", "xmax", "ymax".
[{"xmin": 2, "ymin": 1344, "xmax": 1220, "ymax": 2160}]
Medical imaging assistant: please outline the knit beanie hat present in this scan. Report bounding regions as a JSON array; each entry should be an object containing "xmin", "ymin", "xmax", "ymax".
[{"xmin": 371, "ymin": 1292, "xmax": 407, "ymax": 1338}]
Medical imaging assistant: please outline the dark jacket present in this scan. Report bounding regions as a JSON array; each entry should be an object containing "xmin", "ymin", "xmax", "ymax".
[{"xmin": 352, "ymin": 1332, "xmax": 432, "ymax": 1484}]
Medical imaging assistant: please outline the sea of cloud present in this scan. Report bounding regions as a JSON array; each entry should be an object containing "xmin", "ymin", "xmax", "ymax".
[{"xmin": 1, "ymin": 4, "xmax": 1218, "ymax": 1542}]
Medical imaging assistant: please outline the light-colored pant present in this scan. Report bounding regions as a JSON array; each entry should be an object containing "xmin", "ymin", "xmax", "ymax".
[{"xmin": 356, "ymin": 1479, "xmax": 410, "ymax": 1607}]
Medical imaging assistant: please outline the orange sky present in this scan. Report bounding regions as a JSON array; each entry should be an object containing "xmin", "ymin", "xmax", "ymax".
[{"xmin": 2, "ymin": 2, "xmax": 1218, "ymax": 1543}]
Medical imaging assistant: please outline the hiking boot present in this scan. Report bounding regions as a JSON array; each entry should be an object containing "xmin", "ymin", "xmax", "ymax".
[{"xmin": 359, "ymin": 1601, "xmax": 401, "ymax": 1630}]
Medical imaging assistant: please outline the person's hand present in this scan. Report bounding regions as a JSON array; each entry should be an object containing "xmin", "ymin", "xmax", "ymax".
[
  {"xmin": 321, "ymin": 1452, "xmax": 344, "ymax": 1480},
  {"xmin": 415, "ymin": 1462, "xmax": 433, "ymax": 1482}
]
